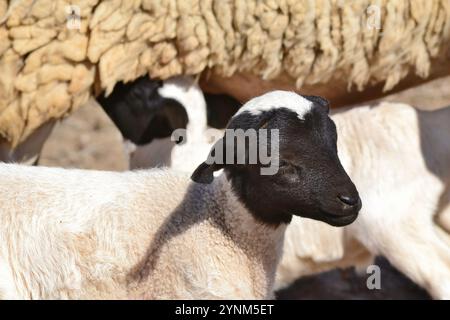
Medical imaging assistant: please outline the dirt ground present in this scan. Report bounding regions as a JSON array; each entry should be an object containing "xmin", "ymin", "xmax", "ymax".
[{"xmin": 39, "ymin": 75, "xmax": 450, "ymax": 299}]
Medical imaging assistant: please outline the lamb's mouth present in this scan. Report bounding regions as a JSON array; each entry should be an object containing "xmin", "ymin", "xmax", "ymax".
[
  {"xmin": 317, "ymin": 210, "xmax": 359, "ymax": 227},
  {"xmin": 294, "ymin": 210, "xmax": 358, "ymax": 227}
]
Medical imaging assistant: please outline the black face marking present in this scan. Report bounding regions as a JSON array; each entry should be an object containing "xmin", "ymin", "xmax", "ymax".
[
  {"xmin": 192, "ymin": 95, "xmax": 361, "ymax": 227},
  {"xmin": 97, "ymin": 76, "xmax": 188, "ymax": 145}
]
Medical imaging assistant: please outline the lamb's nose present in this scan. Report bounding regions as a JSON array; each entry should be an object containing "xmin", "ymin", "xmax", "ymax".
[{"xmin": 338, "ymin": 194, "xmax": 359, "ymax": 207}]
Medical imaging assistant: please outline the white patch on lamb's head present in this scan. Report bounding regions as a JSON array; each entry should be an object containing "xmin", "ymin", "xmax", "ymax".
[
  {"xmin": 234, "ymin": 91, "xmax": 314, "ymax": 120},
  {"xmin": 158, "ymin": 76, "xmax": 207, "ymax": 136}
]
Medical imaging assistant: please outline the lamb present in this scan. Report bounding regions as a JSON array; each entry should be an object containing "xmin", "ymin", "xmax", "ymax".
[
  {"xmin": 131, "ymin": 91, "xmax": 450, "ymax": 299},
  {"xmin": 97, "ymin": 76, "xmax": 189, "ymax": 147},
  {"xmin": 0, "ymin": 90, "xmax": 361, "ymax": 299},
  {"xmin": 97, "ymin": 76, "xmax": 224, "ymax": 170}
]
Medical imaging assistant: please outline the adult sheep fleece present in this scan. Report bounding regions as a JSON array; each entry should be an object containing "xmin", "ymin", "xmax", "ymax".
[{"xmin": 1, "ymin": 0, "xmax": 450, "ymax": 147}]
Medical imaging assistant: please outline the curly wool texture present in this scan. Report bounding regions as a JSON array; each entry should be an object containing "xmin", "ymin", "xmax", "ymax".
[{"xmin": 0, "ymin": 0, "xmax": 449, "ymax": 147}]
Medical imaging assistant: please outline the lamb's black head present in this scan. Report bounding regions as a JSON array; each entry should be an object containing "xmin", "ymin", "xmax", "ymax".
[
  {"xmin": 97, "ymin": 76, "xmax": 188, "ymax": 145},
  {"xmin": 192, "ymin": 91, "xmax": 361, "ymax": 227}
]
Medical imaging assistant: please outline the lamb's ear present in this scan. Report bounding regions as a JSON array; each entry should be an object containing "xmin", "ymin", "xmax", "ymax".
[
  {"xmin": 191, "ymin": 162, "xmax": 219, "ymax": 184},
  {"xmin": 304, "ymin": 95, "xmax": 330, "ymax": 113},
  {"xmin": 192, "ymin": 110, "xmax": 276, "ymax": 184},
  {"xmin": 191, "ymin": 137, "xmax": 226, "ymax": 184}
]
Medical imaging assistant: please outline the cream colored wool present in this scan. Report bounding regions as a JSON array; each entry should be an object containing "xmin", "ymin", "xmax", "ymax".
[
  {"xmin": 0, "ymin": 165, "xmax": 285, "ymax": 299},
  {"xmin": 1, "ymin": 0, "xmax": 450, "ymax": 147}
]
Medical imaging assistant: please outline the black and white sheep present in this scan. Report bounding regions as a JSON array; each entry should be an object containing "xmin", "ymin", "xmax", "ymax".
[
  {"xmin": 0, "ymin": 91, "xmax": 360, "ymax": 299},
  {"xmin": 121, "ymin": 82, "xmax": 450, "ymax": 299},
  {"xmin": 97, "ymin": 76, "xmax": 227, "ymax": 170}
]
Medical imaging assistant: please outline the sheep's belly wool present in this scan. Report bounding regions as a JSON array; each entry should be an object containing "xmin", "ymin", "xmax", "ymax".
[{"xmin": 1, "ymin": 0, "xmax": 450, "ymax": 147}]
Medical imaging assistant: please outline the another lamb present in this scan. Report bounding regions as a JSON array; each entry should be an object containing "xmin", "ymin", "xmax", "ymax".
[
  {"xmin": 0, "ymin": 91, "xmax": 360, "ymax": 299},
  {"xmin": 97, "ymin": 76, "xmax": 223, "ymax": 170}
]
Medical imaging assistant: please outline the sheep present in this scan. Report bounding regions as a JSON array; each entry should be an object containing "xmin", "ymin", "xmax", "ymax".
[
  {"xmin": 96, "ymin": 75, "xmax": 224, "ymax": 170},
  {"xmin": 97, "ymin": 76, "xmax": 189, "ymax": 147},
  {"xmin": 0, "ymin": 90, "xmax": 361, "ymax": 299},
  {"xmin": 96, "ymin": 76, "xmax": 188, "ymax": 169},
  {"xmin": 129, "ymin": 76, "xmax": 224, "ymax": 171},
  {"xmin": 1, "ymin": 0, "xmax": 450, "ymax": 156},
  {"xmin": 131, "ymin": 91, "xmax": 450, "ymax": 299}
]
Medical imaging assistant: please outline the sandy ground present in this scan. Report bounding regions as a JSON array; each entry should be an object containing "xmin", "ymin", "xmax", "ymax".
[{"xmin": 38, "ymin": 75, "xmax": 450, "ymax": 299}]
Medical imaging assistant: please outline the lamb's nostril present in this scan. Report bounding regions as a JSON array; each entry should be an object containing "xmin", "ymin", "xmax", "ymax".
[{"xmin": 338, "ymin": 194, "xmax": 359, "ymax": 207}]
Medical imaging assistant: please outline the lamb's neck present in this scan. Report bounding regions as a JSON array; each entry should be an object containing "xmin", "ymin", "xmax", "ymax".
[
  {"xmin": 213, "ymin": 175, "xmax": 287, "ymax": 297},
  {"xmin": 216, "ymin": 175, "xmax": 286, "ymax": 246}
]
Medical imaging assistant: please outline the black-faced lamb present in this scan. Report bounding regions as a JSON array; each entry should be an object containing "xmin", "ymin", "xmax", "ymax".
[
  {"xmin": 0, "ymin": 91, "xmax": 360, "ymax": 299},
  {"xmin": 96, "ymin": 76, "xmax": 222, "ymax": 170},
  {"xmin": 128, "ymin": 86, "xmax": 450, "ymax": 299}
]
